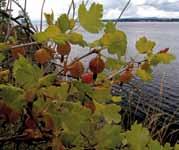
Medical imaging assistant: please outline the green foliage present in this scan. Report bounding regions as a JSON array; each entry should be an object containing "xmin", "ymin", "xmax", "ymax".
[
  {"xmin": 136, "ymin": 36, "xmax": 156, "ymax": 54},
  {"xmin": 0, "ymin": 84, "xmax": 24, "ymax": 109},
  {"xmin": 95, "ymin": 101, "xmax": 121, "ymax": 123},
  {"xmin": 136, "ymin": 68, "xmax": 152, "ymax": 81},
  {"xmin": 151, "ymin": 53, "xmax": 176, "ymax": 65},
  {"xmin": 68, "ymin": 32, "xmax": 87, "ymax": 47},
  {"xmin": 56, "ymin": 14, "xmax": 70, "ymax": 33},
  {"xmin": 96, "ymin": 124, "xmax": 122, "ymax": 149},
  {"xmin": 100, "ymin": 30, "xmax": 127, "ymax": 58},
  {"xmin": 0, "ymin": 1, "xmax": 177, "ymax": 149},
  {"xmin": 13, "ymin": 56, "xmax": 43, "ymax": 89},
  {"xmin": 78, "ymin": 2, "xmax": 103, "ymax": 33},
  {"xmin": 125, "ymin": 122, "xmax": 150, "ymax": 150},
  {"xmin": 44, "ymin": 11, "xmax": 54, "ymax": 26}
]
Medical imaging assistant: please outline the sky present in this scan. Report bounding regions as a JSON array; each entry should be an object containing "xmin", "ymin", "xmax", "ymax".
[{"xmin": 12, "ymin": 0, "xmax": 179, "ymax": 20}]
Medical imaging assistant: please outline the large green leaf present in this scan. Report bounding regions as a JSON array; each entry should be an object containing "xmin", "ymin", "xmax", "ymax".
[
  {"xmin": 136, "ymin": 36, "xmax": 156, "ymax": 54},
  {"xmin": 101, "ymin": 30, "xmax": 127, "ymax": 57},
  {"xmin": 0, "ymin": 84, "xmax": 24, "ymax": 109},
  {"xmin": 13, "ymin": 56, "xmax": 43, "ymax": 89},
  {"xmin": 96, "ymin": 124, "xmax": 122, "ymax": 149},
  {"xmin": 125, "ymin": 122, "xmax": 150, "ymax": 150},
  {"xmin": 78, "ymin": 2, "xmax": 103, "ymax": 33}
]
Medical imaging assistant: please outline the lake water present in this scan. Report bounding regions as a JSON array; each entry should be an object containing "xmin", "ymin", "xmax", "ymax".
[{"xmin": 110, "ymin": 22, "xmax": 179, "ymax": 119}]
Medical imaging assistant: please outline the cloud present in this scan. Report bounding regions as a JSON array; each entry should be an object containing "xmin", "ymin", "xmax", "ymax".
[{"xmin": 11, "ymin": 0, "xmax": 179, "ymax": 20}]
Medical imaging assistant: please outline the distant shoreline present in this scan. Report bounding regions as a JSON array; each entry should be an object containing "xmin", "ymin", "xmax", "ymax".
[{"xmin": 102, "ymin": 18, "xmax": 179, "ymax": 22}]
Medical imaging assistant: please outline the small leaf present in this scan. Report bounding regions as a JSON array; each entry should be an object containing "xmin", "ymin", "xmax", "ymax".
[
  {"xmin": 112, "ymin": 96, "xmax": 122, "ymax": 102},
  {"xmin": 56, "ymin": 14, "xmax": 70, "ymax": 33},
  {"xmin": 94, "ymin": 101, "xmax": 121, "ymax": 123},
  {"xmin": 136, "ymin": 36, "xmax": 156, "ymax": 54},
  {"xmin": 0, "ymin": 84, "xmax": 24, "ymax": 109},
  {"xmin": 0, "ymin": 53, "xmax": 5, "ymax": 62},
  {"xmin": 38, "ymin": 73, "xmax": 56, "ymax": 87},
  {"xmin": 44, "ymin": 11, "xmax": 54, "ymax": 25},
  {"xmin": 78, "ymin": 2, "xmax": 103, "ymax": 33},
  {"xmin": 0, "ymin": 43, "xmax": 10, "ymax": 52},
  {"xmin": 96, "ymin": 124, "xmax": 122, "ymax": 149},
  {"xmin": 93, "ymin": 87, "xmax": 112, "ymax": 103},
  {"xmin": 106, "ymin": 58, "xmax": 122, "ymax": 70},
  {"xmin": 136, "ymin": 69, "xmax": 152, "ymax": 81},
  {"xmin": 13, "ymin": 56, "xmax": 43, "ymax": 89},
  {"xmin": 68, "ymin": 32, "xmax": 87, "ymax": 47},
  {"xmin": 125, "ymin": 122, "xmax": 150, "ymax": 150},
  {"xmin": 101, "ymin": 30, "xmax": 127, "ymax": 57},
  {"xmin": 154, "ymin": 53, "xmax": 175, "ymax": 64},
  {"xmin": 104, "ymin": 21, "xmax": 116, "ymax": 33}
]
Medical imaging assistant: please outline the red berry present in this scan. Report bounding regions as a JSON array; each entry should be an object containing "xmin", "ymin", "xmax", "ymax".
[
  {"xmin": 81, "ymin": 72, "xmax": 93, "ymax": 84},
  {"xmin": 57, "ymin": 42, "xmax": 71, "ymax": 56}
]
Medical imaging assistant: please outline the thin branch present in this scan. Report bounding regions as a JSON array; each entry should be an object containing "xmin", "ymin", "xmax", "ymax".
[
  {"xmin": 115, "ymin": 0, "xmax": 131, "ymax": 25},
  {"xmin": 12, "ymin": 0, "xmax": 37, "ymax": 33},
  {"xmin": 40, "ymin": 0, "xmax": 46, "ymax": 32},
  {"xmin": 0, "ymin": 9, "xmax": 34, "ymax": 35}
]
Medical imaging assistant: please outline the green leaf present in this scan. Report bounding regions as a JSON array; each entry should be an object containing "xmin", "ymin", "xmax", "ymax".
[
  {"xmin": 0, "ymin": 84, "xmax": 24, "ymax": 109},
  {"xmin": 136, "ymin": 69, "xmax": 152, "ymax": 81},
  {"xmin": 68, "ymin": 32, "xmax": 87, "ymax": 47},
  {"xmin": 101, "ymin": 30, "xmax": 127, "ymax": 57},
  {"xmin": 112, "ymin": 96, "xmax": 122, "ymax": 102},
  {"xmin": 95, "ymin": 101, "xmax": 121, "ymax": 123},
  {"xmin": 78, "ymin": 2, "xmax": 103, "ymax": 33},
  {"xmin": 96, "ymin": 124, "xmax": 122, "ymax": 149},
  {"xmin": 73, "ymin": 81, "xmax": 93, "ymax": 97},
  {"xmin": 104, "ymin": 21, "xmax": 116, "ymax": 33},
  {"xmin": 93, "ymin": 87, "xmax": 112, "ymax": 103},
  {"xmin": 106, "ymin": 57, "xmax": 122, "ymax": 70},
  {"xmin": 44, "ymin": 11, "xmax": 54, "ymax": 25},
  {"xmin": 175, "ymin": 144, "xmax": 179, "ymax": 150},
  {"xmin": 0, "ymin": 43, "xmax": 10, "ymax": 52},
  {"xmin": 56, "ymin": 14, "xmax": 70, "ymax": 33},
  {"xmin": 152, "ymin": 53, "xmax": 176, "ymax": 64},
  {"xmin": 38, "ymin": 73, "xmax": 56, "ymax": 87},
  {"xmin": 136, "ymin": 36, "xmax": 156, "ymax": 54},
  {"xmin": 148, "ymin": 140, "xmax": 162, "ymax": 150},
  {"xmin": 13, "ymin": 56, "xmax": 43, "ymax": 89},
  {"xmin": 0, "ymin": 53, "xmax": 5, "ymax": 62},
  {"xmin": 41, "ymin": 84, "xmax": 69, "ymax": 101},
  {"xmin": 34, "ymin": 25, "xmax": 68, "ymax": 44},
  {"xmin": 58, "ymin": 102, "xmax": 91, "ymax": 134},
  {"xmin": 125, "ymin": 122, "xmax": 150, "ymax": 150}
]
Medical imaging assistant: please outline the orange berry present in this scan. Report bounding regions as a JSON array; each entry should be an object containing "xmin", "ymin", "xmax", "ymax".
[
  {"xmin": 34, "ymin": 48, "xmax": 52, "ymax": 64},
  {"xmin": 11, "ymin": 47, "xmax": 25, "ymax": 59},
  {"xmin": 89, "ymin": 56, "xmax": 105, "ymax": 74},
  {"xmin": 68, "ymin": 61, "xmax": 84, "ymax": 78}
]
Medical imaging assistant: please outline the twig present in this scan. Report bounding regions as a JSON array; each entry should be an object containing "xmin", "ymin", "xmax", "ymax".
[
  {"xmin": 115, "ymin": 0, "xmax": 131, "ymax": 25},
  {"xmin": 40, "ymin": 0, "xmax": 46, "ymax": 32},
  {"xmin": 11, "ymin": 42, "xmax": 38, "ymax": 49}
]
